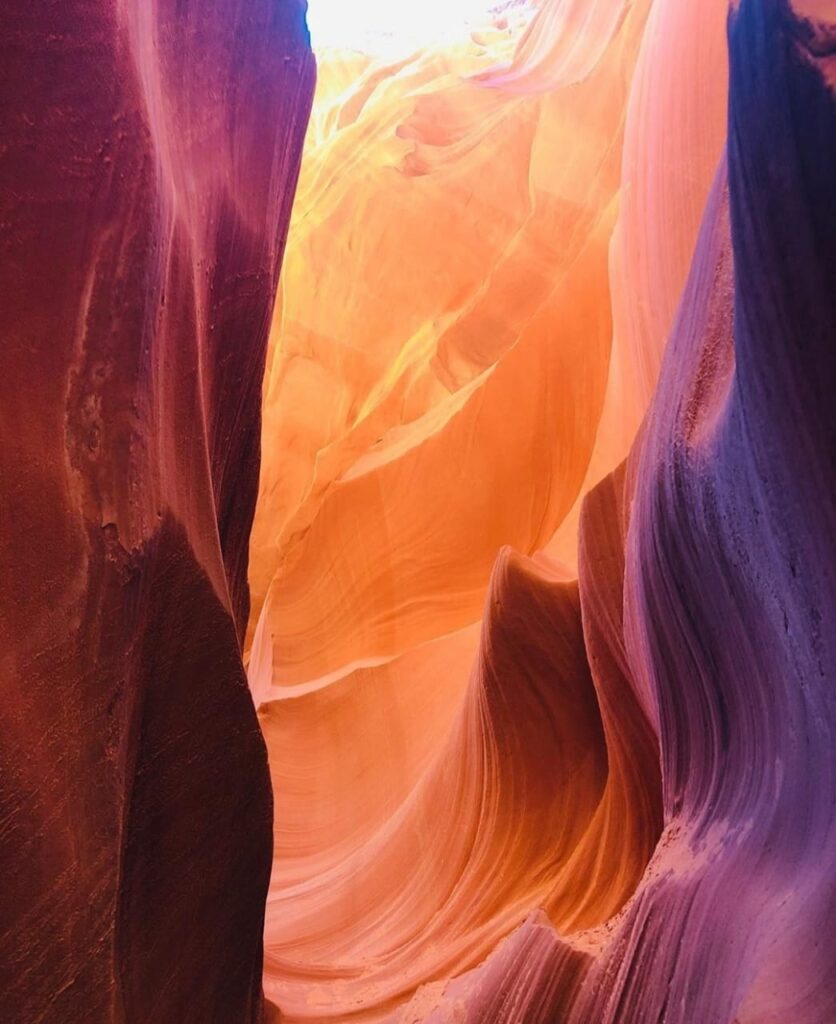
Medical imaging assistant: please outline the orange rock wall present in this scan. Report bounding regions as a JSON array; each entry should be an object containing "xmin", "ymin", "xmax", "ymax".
[{"xmin": 252, "ymin": 1, "xmax": 836, "ymax": 1022}]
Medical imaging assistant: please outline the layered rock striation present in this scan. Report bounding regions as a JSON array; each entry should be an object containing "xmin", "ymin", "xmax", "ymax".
[{"xmin": 255, "ymin": 0, "xmax": 836, "ymax": 1021}]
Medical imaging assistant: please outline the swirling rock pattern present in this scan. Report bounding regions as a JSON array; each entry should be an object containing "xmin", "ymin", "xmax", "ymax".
[
  {"xmin": 571, "ymin": 4, "xmax": 836, "ymax": 1019},
  {"xmin": 2, "ymin": 0, "xmax": 834, "ymax": 1021},
  {"xmin": 255, "ymin": 0, "xmax": 836, "ymax": 1022},
  {"xmin": 0, "ymin": 1, "xmax": 313, "ymax": 1020},
  {"xmin": 248, "ymin": 0, "xmax": 653, "ymax": 687}
]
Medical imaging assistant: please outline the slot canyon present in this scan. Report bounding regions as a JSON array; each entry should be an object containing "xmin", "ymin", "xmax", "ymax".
[{"xmin": 1, "ymin": 1, "xmax": 834, "ymax": 1022}]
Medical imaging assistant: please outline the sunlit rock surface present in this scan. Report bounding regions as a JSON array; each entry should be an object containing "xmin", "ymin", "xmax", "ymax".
[
  {"xmin": 253, "ymin": 0, "xmax": 836, "ymax": 1021},
  {"xmin": 3, "ymin": 0, "xmax": 834, "ymax": 1021},
  {"xmin": 248, "ymin": 0, "xmax": 730, "ymax": 687},
  {"xmin": 250, "ymin": 0, "xmax": 642, "ymax": 687},
  {"xmin": 0, "ymin": 1, "xmax": 313, "ymax": 1019}
]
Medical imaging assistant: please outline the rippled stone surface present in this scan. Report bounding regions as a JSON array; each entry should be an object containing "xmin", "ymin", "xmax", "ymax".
[
  {"xmin": 3, "ymin": 0, "xmax": 834, "ymax": 1021},
  {"xmin": 253, "ymin": 1, "xmax": 835, "ymax": 1021}
]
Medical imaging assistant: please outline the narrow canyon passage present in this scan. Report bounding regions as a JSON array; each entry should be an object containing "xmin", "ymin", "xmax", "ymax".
[{"xmin": 1, "ymin": 2, "xmax": 834, "ymax": 1023}]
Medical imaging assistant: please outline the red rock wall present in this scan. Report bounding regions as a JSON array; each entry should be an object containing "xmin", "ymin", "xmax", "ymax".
[{"xmin": 0, "ymin": 2, "xmax": 314, "ymax": 1020}]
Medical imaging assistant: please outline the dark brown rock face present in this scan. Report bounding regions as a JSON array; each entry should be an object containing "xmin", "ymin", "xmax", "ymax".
[{"xmin": 0, "ymin": 2, "xmax": 314, "ymax": 1020}]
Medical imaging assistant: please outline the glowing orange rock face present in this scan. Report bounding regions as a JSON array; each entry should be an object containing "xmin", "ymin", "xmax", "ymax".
[
  {"xmin": 248, "ymin": 0, "xmax": 730, "ymax": 688},
  {"xmin": 253, "ymin": 0, "xmax": 836, "ymax": 1020},
  {"xmin": 251, "ymin": 0, "xmax": 737, "ymax": 1019},
  {"xmin": 249, "ymin": 2, "xmax": 638, "ymax": 688}
]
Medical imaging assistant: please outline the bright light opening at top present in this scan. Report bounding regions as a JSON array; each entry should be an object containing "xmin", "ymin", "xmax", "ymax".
[{"xmin": 306, "ymin": 0, "xmax": 502, "ymax": 57}]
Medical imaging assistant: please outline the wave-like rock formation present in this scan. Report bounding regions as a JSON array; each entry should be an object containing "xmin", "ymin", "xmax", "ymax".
[
  {"xmin": 249, "ymin": 0, "xmax": 651, "ymax": 688},
  {"xmin": 247, "ymin": 0, "xmax": 730, "ymax": 690},
  {"xmin": 569, "ymin": 3, "xmax": 836, "ymax": 1018},
  {"xmin": 0, "ymin": 1, "xmax": 313, "ymax": 1020},
  {"xmin": 262, "ymin": 547, "xmax": 660, "ymax": 1019},
  {"xmin": 253, "ymin": 0, "xmax": 836, "ymax": 1022},
  {"xmin": 3, "ymin": 0, "xmax": 834, "ymax": 1021}
]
